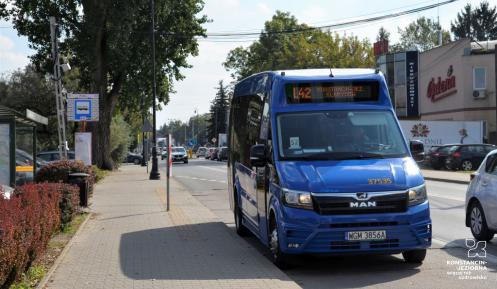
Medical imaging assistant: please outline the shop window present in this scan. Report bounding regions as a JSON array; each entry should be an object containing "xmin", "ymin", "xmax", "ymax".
[{"xmin": 473, "ymin": 67, "xmax": 486, "ymax": 90}]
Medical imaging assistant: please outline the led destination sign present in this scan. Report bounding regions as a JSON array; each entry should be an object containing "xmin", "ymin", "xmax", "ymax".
[{"xmin": 286, "ymin": 81, "xmax": 379, "ymax": 104}]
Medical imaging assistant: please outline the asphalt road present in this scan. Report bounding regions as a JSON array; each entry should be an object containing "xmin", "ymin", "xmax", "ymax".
[{"xmin": 165, "ymin": 158, "xmax": 497, "ymax": 288}]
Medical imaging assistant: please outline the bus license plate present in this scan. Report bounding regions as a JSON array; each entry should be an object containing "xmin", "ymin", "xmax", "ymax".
[{"xmin": 346, "ymin": 230, "xmax": 386, "ymax": 241}]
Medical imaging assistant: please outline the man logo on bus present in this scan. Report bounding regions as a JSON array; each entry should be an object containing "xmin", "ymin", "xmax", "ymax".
[{"xmin": 411, "ymin": 123, "xmax": 430, "ymax": 137}]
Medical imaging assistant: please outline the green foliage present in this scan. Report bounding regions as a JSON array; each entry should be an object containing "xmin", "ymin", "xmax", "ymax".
[
  {"xmin": 91, "ymin": 165, "xmax": 108, "ymax": 183},
  {"xmin": 376, "ymin": 27, "xmax": 390, "ymax": 42},
  {"xmin": 110, "ymin": 115, "xmax": 131, "ymax": 167},
  {"xmin": 223, "ymin": 11, "xmax": 375, "ymax": 80},
  {"xmin": 158, "ymin": 113, "xmax": 210, "ymax": 146},
  {"xmin": 396, "ymin": 17, "xmax": 451, "ymax": 52},
  {"xmin": 2, "ymin": 0, "xmax": 208, "ymax": 168},
  {"xmin": 207, "ymin": 80, "xmax": 230, "ymax": 144},
  {"xmin": 9, "ymin": 265, "xmax": 45, "ymax": 289},
  {"xmin": 0, "ymin": 65, "xmax": 73, "ymax": 151},
  {"xmin": 451, "ymin": 1, "xmax": 497, "ymax": 41}
]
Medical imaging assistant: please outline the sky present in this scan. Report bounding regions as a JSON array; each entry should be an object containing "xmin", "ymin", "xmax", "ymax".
[{"xmin": 0, "ymin": 0, "xmax": 488, "ymax": 126}]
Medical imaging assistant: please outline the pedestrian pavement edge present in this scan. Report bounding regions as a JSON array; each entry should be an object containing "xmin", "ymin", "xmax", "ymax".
[{"xmin": 37, "ymin": 212, "xmax": 93, "ymax": 289}]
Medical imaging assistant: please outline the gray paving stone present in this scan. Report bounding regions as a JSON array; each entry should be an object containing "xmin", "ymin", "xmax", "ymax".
[{"xmin": 45, "ymin": 165, "xmax": 300, "ymax": 289}]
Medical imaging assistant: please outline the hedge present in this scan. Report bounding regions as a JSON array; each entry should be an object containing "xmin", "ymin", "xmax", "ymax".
[
  {"xmin": 0, "ymin": 183, "xmax": 79, "ymax": 288},
  {"xmin": 35, "ymin": 160, "xmax": 96, "ymax": 195}
]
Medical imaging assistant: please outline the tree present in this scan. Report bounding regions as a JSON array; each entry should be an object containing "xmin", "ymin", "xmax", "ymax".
[
  {"xmin": 0, "ymin": 65, "xmax": 74, "ymax": 150},
  {"xmin": 451, "ymin": 2, "xmax": 497, "ymax": 41},
  {"xmin": 207, "ymin": 81, "xmax": 230, "ymax": 144},
  {"xmin": 376, "ymin": 27, "xmax": 390, "ymax": 42},
  {"xmin": 223, "ymin": 11, "xmax": 375, "ymax": 80},
  {"xmin": 2, "ymin": 0, "xmax": 208, "ymax": 169},
  {"xmin": 397, "ymin": 17, "xmax": 451, "ymax": 52}
]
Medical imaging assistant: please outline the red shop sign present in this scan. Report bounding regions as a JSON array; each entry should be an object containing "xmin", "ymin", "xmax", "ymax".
[{"xmin": 427, "ymin": 65, "xmax": 457, "ymax": 102}]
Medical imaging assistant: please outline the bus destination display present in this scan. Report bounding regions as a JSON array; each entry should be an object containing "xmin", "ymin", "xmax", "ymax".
[{"xmin": 286, "ymin": 81, "xmax": 379, "ymax": 104}]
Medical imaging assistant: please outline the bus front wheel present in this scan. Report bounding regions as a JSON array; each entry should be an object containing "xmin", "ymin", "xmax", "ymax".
[
  {"xmin": 402, "ymin": 249, "xmax": 426, "ymax": 264},
  {"xmin": 269, "ymin": 215, "xmax": 291, "ymax": 269}
]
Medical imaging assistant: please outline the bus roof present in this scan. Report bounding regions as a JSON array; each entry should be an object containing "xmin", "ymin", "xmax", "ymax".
[{"xmin": 274, "ymin": 68, "xmax": 378, "ymax": 78}]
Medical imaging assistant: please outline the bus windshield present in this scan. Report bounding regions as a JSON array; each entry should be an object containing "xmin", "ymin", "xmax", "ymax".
[{"xmin": 276, "ymin": 110, "xmax": 409, "ymax": 160}]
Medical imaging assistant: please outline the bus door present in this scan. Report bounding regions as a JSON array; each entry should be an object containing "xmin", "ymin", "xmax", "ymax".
[
  {"xmin": 255, "ymin": 96, "xmax": 271, "ymax": 242},
  {"xmin": 237, "ymin": 95, "xmax": 263, "ymax": 227}
]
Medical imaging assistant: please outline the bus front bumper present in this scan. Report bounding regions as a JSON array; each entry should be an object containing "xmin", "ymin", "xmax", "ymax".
[{"xmin": 278, "ymin": 202, "xmax": 431, "ymax": 255}]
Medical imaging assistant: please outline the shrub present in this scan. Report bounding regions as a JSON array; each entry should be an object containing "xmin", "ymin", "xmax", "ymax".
[
  {"xmin": 110, "ymin": 115, "xmax": 131, "ymax": 167},
  {"xmin": 35, "ymin": 160, "xmax": 96, "ymax": 195},
  {"xmin": 92, "ymin": 165, "xmax": 108, "ymax": 183},
  {"xmin": 58, "ymin": 184, "xmax": 80, "ymax": 229},
  {"xmin": 0, "ymin": 183, "xmax": 61, "ymax": 288}
]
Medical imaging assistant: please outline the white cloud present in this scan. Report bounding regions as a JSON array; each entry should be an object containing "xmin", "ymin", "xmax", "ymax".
[
  {"xmin": 0, "ymin": 35, "xmax": 14, "ymax": 50},
  {"xmin": 257, "ymin": 2, "xmax": 271, "ymax": 15},
  {"xmin": 0, "ymin": 34, "xmax": 30, "ymax": 73}
]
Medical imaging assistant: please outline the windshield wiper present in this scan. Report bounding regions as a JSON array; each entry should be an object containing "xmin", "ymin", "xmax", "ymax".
[{"xmin": 286, "ymin": 151, "xmax": 386, "ymax": 161}]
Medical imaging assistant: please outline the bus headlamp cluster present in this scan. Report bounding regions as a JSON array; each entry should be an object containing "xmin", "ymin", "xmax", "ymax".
[
  {"xmin": 408, "ymin": 184, "xmax": 427, "ymax": 206},
  {"xmin": 283, "ymin": 188, "xmax": 313, "ymax": 209}
]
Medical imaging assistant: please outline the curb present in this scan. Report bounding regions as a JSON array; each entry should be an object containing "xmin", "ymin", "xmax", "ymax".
[
  {"xmin": 37, "ymin": 212, "xmax": 92, "ymax": 289},
  {"xmin": 424, "ymin": 176, "xmax": 470, "ymax": 185}
]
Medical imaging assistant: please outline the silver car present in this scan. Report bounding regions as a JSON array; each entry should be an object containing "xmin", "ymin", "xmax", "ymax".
[{"xmin": 465, "ymin": 149, "xmax": 497, "ymax": 241}]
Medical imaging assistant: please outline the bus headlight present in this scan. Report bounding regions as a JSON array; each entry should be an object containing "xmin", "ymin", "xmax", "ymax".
[
  {"xmin": 282, "ymin": 188, "xmax": 313, "ymax": 209},
  {"xmin": 408, "ymin": 184, "xmax": 427, "ymax": 206}
]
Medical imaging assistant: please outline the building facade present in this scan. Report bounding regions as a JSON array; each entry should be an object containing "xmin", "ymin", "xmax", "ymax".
[
  {"xmin": 418, "ymin": 38, "xmax": 496, "ymax": 143},
  {"xmin": 377, "ymin": 38, "xmax": 496, "ymax": 143}
]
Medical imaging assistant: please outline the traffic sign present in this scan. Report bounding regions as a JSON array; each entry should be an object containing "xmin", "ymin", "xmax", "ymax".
[{"xmin": 67, "ymin": 94, "xmax": 99, "ymax": 122}]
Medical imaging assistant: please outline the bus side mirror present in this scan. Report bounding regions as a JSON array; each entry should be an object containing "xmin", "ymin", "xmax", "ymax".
[
  {"xmin": 250, "ymin": 144, "xmax": 267, "ymax": 167},
  {"xmin": 410, "ymin": 140, "xmax": 425, "ymax": 162}
]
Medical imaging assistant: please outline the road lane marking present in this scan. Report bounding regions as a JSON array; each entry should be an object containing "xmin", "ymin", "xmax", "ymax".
[
  {"xmin": 198, "ymin": 165, "xmax": 227, "ymax": 173},
  {"xmin": 175, "ymin": 175, "xmax": 227, "ymax": 184},
  {"xmin": 428, "ymin": 192, "xmax": 465, "ymax": 202}
]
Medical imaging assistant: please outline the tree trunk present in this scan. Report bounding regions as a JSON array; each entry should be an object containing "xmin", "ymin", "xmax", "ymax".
[{"xmin": 85, "ymin": 0, "xmax": 115, "ymax": 170}]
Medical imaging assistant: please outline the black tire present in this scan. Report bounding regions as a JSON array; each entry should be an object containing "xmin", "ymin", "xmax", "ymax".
[
  {"xmin": 269, "ymin": 214, "xmax": 291, "ymax": 269},
  {"xmin": 234, "ymin": 195, "xmax": 250, "ymax": 237},
  {"xmin": 402, "ymin": 249, "xmax": 426, "ymax": 264},
  {"xmin": 133, "ymin": 158, "xmax": 140, "ymax": 165},
  {"xmin": 184, "ymin": 159, "xmax": 188, "ymax": 164},
  {"xmin": 460, "ymin": 159, "xmax": 474, "ymax": 171},
  {"xmin": 469, "ymin": 201, "xmax": 495, "ymax": 241}
]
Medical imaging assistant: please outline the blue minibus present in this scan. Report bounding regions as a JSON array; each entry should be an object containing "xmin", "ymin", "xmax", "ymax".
[{"xmin": 227, "ymin": 69, "xmax": 431, "ymax": 268}]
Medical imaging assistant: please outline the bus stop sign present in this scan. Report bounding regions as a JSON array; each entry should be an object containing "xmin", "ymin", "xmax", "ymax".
[{"xmin": 67, "ymin": 94, "xmax": 99, "ymax": 122}]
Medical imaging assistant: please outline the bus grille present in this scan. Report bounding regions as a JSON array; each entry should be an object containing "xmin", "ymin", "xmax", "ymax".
[{"xmin": 313, "ymin": 192, "xmax": 408, "ymax": 215}]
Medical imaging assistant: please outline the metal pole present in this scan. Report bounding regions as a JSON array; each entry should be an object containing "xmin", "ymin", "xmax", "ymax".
[
  {"xmin": 141, "ymin": 95, "xmax": 146, "ymax": 166},
  {"xmin": 50, "ymin": 17, "xmax": 67, "ymax": 160},
  {"xmin": 149, "ymin": 0, "xmax": 160, "ymax": 180},
  {"xmin": 494, "ymin": 44, "xmax": 497, "ymax": 145},
  {"xmin": 166, "ymin": 133, "xmax": 170, "ymax": 211}
]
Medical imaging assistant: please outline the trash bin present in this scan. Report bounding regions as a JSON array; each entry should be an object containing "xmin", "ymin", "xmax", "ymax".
[{"xmin": 68, "ymin": 172, "xmax": 90, "ymax": 207}]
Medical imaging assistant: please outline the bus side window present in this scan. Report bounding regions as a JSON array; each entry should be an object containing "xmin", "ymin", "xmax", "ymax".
[{"xmin": 259, "ymin": 98, "xmax": 270, "ymax": 141}]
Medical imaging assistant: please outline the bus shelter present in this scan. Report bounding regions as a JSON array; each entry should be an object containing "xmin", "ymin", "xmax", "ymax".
[{"xmin": 0, "ymin": 105, "xmax": 47, "ymax": 187}]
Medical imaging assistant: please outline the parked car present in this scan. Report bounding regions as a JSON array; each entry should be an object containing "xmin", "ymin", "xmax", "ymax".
[
  {"xmin": 171, "ymin": 147, "xmax": 188, "ymax": 164},
  {"xmin": 37, "ymin": 150, "xmax": 75, "ymax": 162},
  {"xmin": 465, "ymin": 149, "xmax": 497, "ymax": 241},
  {"xmin": 210, "ymin": 147, "xmax": 220, "ymax": 161},
  {"xmin": 196, "ymin": 147, "xmax": 207, "ymax": 157},
  {"xmin": 126, "ymin": 152, "xmax": 143, "ymax": 165},
  {"xmin": 205, "ymin": 147, "xmax": 215, "ymax": 159},
  {"xmin": 161, "ymin": 148, "xmax": 168, "ymax": 160},
  {"xmin": 425, "ymin": 145, "xmax": 454, "ymax": 170},
  {"xmin": 445, "ymin": 144, "xmax": 497, "ymax": 171},
  {"xmin": 17, "ymin": 149, "xmax": 48, "ymax": 169},
  {"xmin": 217, "ymin": 147, "xmax": 228, "ymax": 161}
]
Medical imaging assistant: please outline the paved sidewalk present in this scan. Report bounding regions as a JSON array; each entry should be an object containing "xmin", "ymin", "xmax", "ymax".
[
  {"xmin": 421, "ymin": 169, "xmax": 471, "ymax": 184},
  {"xmin": 44, "ymin": 165, "xmax": 301, "ymax": 289}
]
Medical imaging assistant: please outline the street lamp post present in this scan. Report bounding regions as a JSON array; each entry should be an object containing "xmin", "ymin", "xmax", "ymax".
[{"xmin": 149, "ymin": 0, "xmax": 160, "ymax": 180}]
